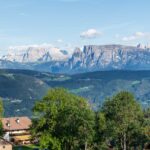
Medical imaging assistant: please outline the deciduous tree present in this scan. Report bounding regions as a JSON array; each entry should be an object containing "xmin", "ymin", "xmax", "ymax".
[
  {"xmin": 31, "ymin": 88, "xmax": 95, "ymax": 150},
  {"xmin": 102, "ymin": 91, "xmax": 144, "ymax": 150}
]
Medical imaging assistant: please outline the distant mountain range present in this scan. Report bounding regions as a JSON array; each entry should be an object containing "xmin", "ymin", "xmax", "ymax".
[
  {"xmin": 1, "ymin": 45, "xmax": 70, "ymax": 62},
  {"xmin": 0, "ymin": 44, "xmax": 150, "ymax": 73}
]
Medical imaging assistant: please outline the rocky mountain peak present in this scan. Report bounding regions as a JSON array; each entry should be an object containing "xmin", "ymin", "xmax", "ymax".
[
  {"xmin": 0, "ymin": 44, "xmax": 150, "ymax": 73},
  {"xmin": 73, "ymin": 47, "xmax": 82, "ymax": 54},
  {"xmin": 1, "ymin": 46, "xmax": 71, "ymax": 63}
]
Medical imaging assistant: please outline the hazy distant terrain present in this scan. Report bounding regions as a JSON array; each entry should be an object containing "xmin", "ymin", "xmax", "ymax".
[
  {"xmin": 1, "ymin": 44, "xmax": 150, "ymax": 73},
  {"xmin": 0, "ymin": 69, "xmax": 150, "ymax": 117}
]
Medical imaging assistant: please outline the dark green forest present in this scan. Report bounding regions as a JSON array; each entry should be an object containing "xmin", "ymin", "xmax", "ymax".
[{"xmin": 0, "ymin": 69, "xmax": 150, "ymax": 116}]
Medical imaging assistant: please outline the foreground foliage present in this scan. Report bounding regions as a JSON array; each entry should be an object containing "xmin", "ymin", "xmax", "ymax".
[
  {"xmin": 0, "ymin": 98, "xmax": 3, "ymax": 135},
  {"xmin": 100, "ymin": 91, "xmax": 148, "ymax": 150},
  {"xmin": 31, "ymin": 89, "xmax": 150, "ymax": 150},
  {"xmin": 32, "ymin": 88, "xmax": 95, "ymax": 150}
]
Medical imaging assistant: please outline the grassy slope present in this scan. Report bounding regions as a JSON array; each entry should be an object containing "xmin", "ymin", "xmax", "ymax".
[{"xmin": 13, "ymin": 145, "xmax": 39, "ymax": 150}]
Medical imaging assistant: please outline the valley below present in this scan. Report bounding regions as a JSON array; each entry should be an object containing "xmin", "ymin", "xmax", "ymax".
[{"xmin": 0, "ymin": 69, "xmax": 150, "ymax": 117}]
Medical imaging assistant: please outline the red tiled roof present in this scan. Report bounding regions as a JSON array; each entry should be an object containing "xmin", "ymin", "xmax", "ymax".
[{"xmin": 2, "ymin": 117, "xmax": 32, "ymax": 131}]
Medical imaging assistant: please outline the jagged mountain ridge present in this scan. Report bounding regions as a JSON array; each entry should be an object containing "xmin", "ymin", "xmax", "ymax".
[
  {"xmin": 65, "ymin": 44, "xmax": 150, "ymax": 73},
  {"xmin": 1, "ymin": 46, "xmax": 70, "ymax": 63},
  {"xmin": 1, "ymin": 44, "xmax": 150, "ymax": 73}
]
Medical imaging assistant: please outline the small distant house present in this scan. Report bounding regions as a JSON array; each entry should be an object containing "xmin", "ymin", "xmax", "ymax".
[
  {"xmin": 0, "ymin": 138, "xmax": 12, "ymax": 150},
  {"xmin": 2, "ymin": 117, "xmax": 32, "ymax": 145}
]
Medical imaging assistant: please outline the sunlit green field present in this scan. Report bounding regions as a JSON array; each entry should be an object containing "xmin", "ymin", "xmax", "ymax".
[{"xmin": 13, "ymin": 145, "xmax": 39, "ymax": 150}]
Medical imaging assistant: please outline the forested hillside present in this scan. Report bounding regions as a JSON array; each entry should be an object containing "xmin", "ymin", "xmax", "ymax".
[{"xmin": 0, "ymin": 69, "xmax": 150, "ymax": 116}]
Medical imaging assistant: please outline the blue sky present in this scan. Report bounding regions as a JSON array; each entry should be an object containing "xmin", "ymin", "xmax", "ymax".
[{"xmin": 0, "ymin": 0, "xmax": 150, "ymax": 52}]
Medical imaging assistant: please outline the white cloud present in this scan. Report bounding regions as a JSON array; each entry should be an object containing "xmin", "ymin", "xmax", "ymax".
[
  {"xmin": 80, "ymin": 29, "xmax": 102, "ymax": 39},
  {"xmin": 56, "ymin": 39, "xmax": 63, "ymax": 43},
  {"xmin": 122, "ymin": 32, "xmax": 150, "ymax": 41}
]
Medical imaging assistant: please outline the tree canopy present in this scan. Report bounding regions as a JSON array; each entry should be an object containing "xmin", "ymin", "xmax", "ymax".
[
  {"xmin": 31, "ymin": 88, "xmax": 95, "ymax": 150},
  {"xmin": 31, "ymin": 89, "xmax": 150, "ymax": 150},
  {"xmin": 101, "ymin": 91, "xmax": 148, "ymax": 150}
]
